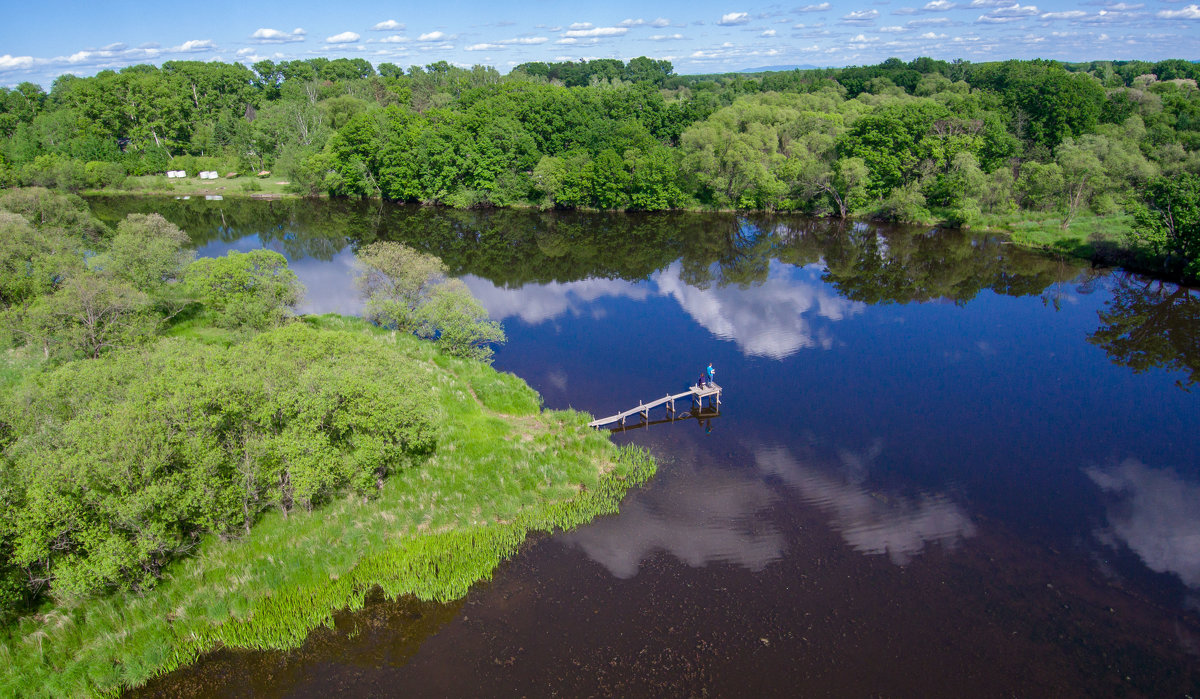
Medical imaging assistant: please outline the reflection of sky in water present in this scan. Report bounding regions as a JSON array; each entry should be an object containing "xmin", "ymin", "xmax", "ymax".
[
  {"xmin": 563, "ymin": 441, "xmax": 975, "ymax": 578},
  {"xmin": 204, "ymin": 235, "xmax": 863, "ymax": 361},
  {"xmin": 756, "ymin": 446, "xmax": 976, "ymax": 566},
  {"xmin": 191, "ymin": 227, "xmax": 1200, "ymax": 607},
  {"xmin": 1087, "ymin": 460, "xmax": 1200, "ymax": 589},
  {"xmin": 467, "ymin": 260, "xmax": 865, "ymax": 360}
]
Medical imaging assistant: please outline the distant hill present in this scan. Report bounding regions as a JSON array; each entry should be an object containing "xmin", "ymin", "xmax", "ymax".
[{"xmin": 739, "ymin": 64, "xmax": 821, "ymax": 73}]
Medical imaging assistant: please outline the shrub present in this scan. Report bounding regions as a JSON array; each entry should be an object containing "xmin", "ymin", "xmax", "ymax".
[{"xmin": 185, "ymin": 250, "xmax": 304, "ymax": 330}]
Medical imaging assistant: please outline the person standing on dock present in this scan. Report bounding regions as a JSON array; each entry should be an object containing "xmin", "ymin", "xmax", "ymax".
[{"xmin": 706, "ymin": 362, "xmax": 715, "ymax": 387}]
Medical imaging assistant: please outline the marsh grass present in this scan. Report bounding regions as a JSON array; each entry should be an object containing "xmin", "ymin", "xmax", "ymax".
[
  {"xmin": 977, "ymin": 212, "xmax": 1134, "ymax": 261},
  {"xmin": 0, "ymin": 315, "xmax": 654, "ymax": 697}
]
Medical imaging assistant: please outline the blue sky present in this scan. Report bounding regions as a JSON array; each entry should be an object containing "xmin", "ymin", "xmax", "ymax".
[{"xmin": 1, "ymin": 0, "xmax": 1198, "ymax": 86}]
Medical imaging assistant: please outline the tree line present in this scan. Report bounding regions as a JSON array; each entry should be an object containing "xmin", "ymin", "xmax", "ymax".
[{"xmin": 1, "ymin": 55, "xmax": 1198, "ymax": 276}]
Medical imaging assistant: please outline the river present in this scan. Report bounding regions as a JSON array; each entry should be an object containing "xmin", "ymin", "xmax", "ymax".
[{"xmin": 87, "ymin": 197, "xmax": 1200, "ymax": 697}]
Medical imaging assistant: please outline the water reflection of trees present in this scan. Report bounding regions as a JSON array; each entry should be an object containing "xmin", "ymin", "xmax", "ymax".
[
  {"xmin": 91, "ymin": 196, "xmax": 1200, "ymax": 383},
  {"xmin": 90, "ymin": 197, "xmax": 1088, "ymax": 305},
  {"xmin": 1088, "ymin": 274, "xmax": 1199, "ymax": 388}
]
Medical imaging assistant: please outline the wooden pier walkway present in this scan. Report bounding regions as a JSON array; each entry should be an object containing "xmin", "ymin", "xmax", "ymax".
[{"xmin": 588, "ymin": 383, "xmax": 722, "ymax": 428}]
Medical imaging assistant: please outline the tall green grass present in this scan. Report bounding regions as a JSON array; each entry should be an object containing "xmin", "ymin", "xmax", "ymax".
[
  {"xmin": 977, "ymin": 211, "xmax": 1133, "ymax": 260},
  {"xmin": 0, "ymin": 317, "xmax": 655, "ymax": 698}
]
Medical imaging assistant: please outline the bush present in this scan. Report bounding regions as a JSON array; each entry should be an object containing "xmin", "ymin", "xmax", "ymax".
[
  {"xmin": 83, "ymin": 160, "xmax": 126, "ymax": 189},
  {"xmin": 2, "ymin": 324, "xmax": 438, "ymax": 599},
  {"xmin": 355, "ymin": 242, "xmax": 506, "ymax": 361},
  {"xmin": 185, "ymin": 250, "xmax": 305, "ymax": 330}
]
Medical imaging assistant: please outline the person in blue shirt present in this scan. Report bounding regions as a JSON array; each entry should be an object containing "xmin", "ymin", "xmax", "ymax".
[{"xmin": 706, "ymin": 363, "xmax": 715, "ymax": 386}]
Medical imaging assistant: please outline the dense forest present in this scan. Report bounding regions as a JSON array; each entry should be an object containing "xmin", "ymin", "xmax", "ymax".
[{"xmin": 1, "ymin": 55, "xmax": 1197, "ymax": 276}]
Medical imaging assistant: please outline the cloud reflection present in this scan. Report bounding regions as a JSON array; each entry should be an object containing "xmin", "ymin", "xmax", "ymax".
[
  {"xmin": 654, "ymin": 261, "xmax": 865, "ymax": 359},
  {"xmin": 563, "ymin": 441, "xmax": 977, "ymax": 579},
  {"xmin": 462, "ymin": 276, "xmax": 651, "ymax": 325},
  {"xmin": 465, "ymin": 261, "xmax": 865, "ymax": 360},
  {"xmin": 756, "ymin": 446, "xmax": 978, "ymax": 565},
  {"xmin": 1086, "ymin": 459, "xmax": 1200, "ymax": 589},
  {"xmin": 561, "ymin": 458, "xmax": 785, "ymax": 578},
  {"xmin": 288, "ymin": 246, "xmax": 363, "ymax": 315}
]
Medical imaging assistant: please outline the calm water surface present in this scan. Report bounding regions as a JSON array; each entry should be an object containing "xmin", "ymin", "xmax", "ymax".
[{"xmin": 92, "ymin": 198, "xmax": 1200, "ymax": 697}]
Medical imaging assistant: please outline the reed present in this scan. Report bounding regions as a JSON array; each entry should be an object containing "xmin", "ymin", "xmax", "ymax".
[{"xmin": 0, "ymin": 316, "xmax": 655, "ymax": 698}]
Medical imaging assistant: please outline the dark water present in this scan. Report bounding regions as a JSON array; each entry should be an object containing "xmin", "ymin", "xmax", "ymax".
[{"xmin": 93, "ymin": 198, "xmax": 1200, "ymax": 697}]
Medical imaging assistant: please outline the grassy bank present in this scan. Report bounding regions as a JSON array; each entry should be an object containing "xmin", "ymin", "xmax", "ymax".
[
  {"xmin": 0, "ymin": 315, "xmax": 654, "ymax": 698},
  {"xmin": 966, "ymin": 211, "xmax": 1183, "ymax": 280},
  {"xmin": 86, "ymin": 175, "xmax": 297, "ymax": 199}
]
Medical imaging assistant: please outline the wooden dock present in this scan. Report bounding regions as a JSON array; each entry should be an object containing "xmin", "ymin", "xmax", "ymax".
[{"xmin": 588, "ymin": 383, "xmax": 722, "ymax": 428}]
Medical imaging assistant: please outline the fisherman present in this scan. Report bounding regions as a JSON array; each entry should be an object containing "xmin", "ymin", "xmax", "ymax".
[{"xmin": 706, "ymin": 362, "xmax": 716, "ymax": 387}]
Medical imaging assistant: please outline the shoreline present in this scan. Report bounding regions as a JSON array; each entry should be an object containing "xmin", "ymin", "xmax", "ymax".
[
  {"xmin": 83, "ymin": 187, "xmax": 1188, "ymax": 284},
  {"xmin": 0, "ymin": 314, "xmax": 656, "ymax": 698}
]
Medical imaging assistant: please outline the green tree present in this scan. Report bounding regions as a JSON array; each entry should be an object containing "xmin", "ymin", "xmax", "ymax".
[
  {"xmin": 95, "ymin": 214, "xmax": 193, "ymax": 294},
  {"xmin": 415, "ymin": 279, "xmax": 506, "ymax": 361},
  {"xmin": 3, "ymin": 324, "xmax": 437, "ymax": 600},
  {"xmin": 356, "ymin": 241, "xmax": 448, "ymax": 332},
  {"xmin": 355, "ymin": 242, "xmax": 504, "ymax": 359},
  {"xmin": 184, "ymin": 250, "xmax": 304, "ymax": 330},
  {"xmin": 23, "ymin": 274, "xmax": 156, "ymax": 359},
  {"xmin": 1127, "ymin": 173, "xmax": 1200, "ymax": 278}
]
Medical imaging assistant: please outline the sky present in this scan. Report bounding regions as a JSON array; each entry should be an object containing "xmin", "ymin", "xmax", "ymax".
[{"xmin": 1, "ymin": 0, "xmax": 1198, "ymax": 87}]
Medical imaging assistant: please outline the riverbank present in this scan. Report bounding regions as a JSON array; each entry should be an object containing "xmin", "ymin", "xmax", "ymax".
[
  {"xmin": 81, "ymin": 185, "xmax": 1188, "ymax": 282},
  {"xmin": 0, "ymin": 314, "xmax": 654, "ymax": 698},
  {"xmin": 85, "ymin": 174, "xmax": 298, "ymax": 200}
]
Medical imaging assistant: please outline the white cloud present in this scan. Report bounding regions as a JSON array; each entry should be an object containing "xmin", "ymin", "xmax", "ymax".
[
  {"xmin": 650, "ymin": 33, "xmax": 687, "ymax": 40},
  {"xmin": 719, "ymin": 12, "xmax": 751, "ymax": 25},
  {"xmin": 0, "ymin": 55, "xmax": 35, "ymax": 71},
  {"xmin": 325, "ymin": 31, "xmax": 360, "ymax": 44},
  {"xmin": 465, "ymin": 43, "xmax": 502, "ymax": 51},
  {"xmin": 418, "ymin": 31, "xmax": 447, "ymax": 41},
  {"xmin": 920, "ymin": 31, "xmax": 949, "ymax": 38},
  {"xmin": 563, "ymin": 26, "xmax": 629, "ymax": 37},
  {"xmin": 618, "ymin": 18, "xmax": 646, "ymax": 27},
  {"xmin": 842, "ymin": 8, "xmax": 881, "ymax": 22},
  {"xmin": 977, "ymin": 3, "xmax": 1039, "ymax": 22},
  {"xmin": 379, "ymin": 35, "xmax": 410, "ymax": 44},
  {"xmin": 1040, "ymin": 10, "xmax": 1087, "ymax": 19},
  {"xmin": 879, "ymin": 25, "xmax": 910, "ymax": 32},
  {"xmin": 172, "ymin": 39, "xmax": 215, "ymax": 52},
  {"xmin": 1158, "ymin": 4, "xmax": 1200, "ymax": 19},
  {"xmin": 651, "ymin": 17, "xmax": 671, "ymax": 27},
  {"xmin": 562, "ymin": 451, "xmax": 785, "ymax": 579},
  {"xmin": 762, "ymin": 28, "xmax": 777, "ymax": 36},
  {"xmin": 923, "ymin": 0, "xmax": 957, "ymax": 10},
  {"xmin": 372, "ymin": 20, "xmax": 404, "ymax": 31},
  {"xmin": 251, "ymin": 27, "xmax": 306, "ymax": 44},
  {"xmin": 500, "ymin": 36, "xmax": 549, "ymax": 45},
  {"xmin": 568, "ymin": 22, "xmax": 594, "ymax": 30},
  {"xmin": 555, "ymin": 37, "xmax": 579, "ymax": 44},
  {"xmin": 850, "ymin": 33, "xmax": 880, "ymax": 42},
  {"xmin": 796, "ymin": 2, "xmax": 831, "ymax": 11}
]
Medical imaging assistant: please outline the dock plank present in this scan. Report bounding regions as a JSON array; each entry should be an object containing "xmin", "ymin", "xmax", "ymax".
[{"xmin": 588, "ymin": 384, "xmax": 721, "ymax": 427}]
